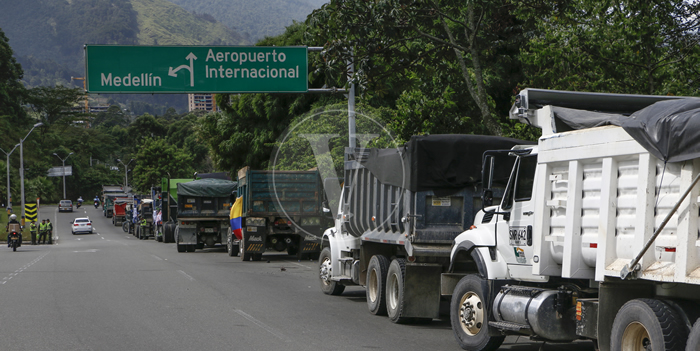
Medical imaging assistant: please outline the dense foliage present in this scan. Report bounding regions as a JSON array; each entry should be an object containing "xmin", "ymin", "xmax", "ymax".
[{"xmin": 3, "ymin": 1, "xmax": 700, "ymax": 204}]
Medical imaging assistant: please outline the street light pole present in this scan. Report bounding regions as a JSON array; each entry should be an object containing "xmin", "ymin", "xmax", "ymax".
[
  {"xmin": 53, "ymin": 152, "xmax": 74, "ymax": 199},
  {"xmin": 116, "ymin": 158, "xmax": 134, "ymax": 192},
  {"xmin": 20, "ymin": 122, "xmax": 43, "ymax": 219},
  {"xmin": 0, "ymin": 144, "xmax": 19, "ymax": 209}
]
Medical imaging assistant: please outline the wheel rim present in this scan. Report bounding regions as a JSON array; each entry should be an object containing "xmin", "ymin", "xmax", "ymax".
[
  {"xmin": 368, "ymin": 268, "xmax": 379, "ymax": 303},
  {"xmin": 621, "ymin": 322, "xmax": 652, "ymax": 351},
  {"xmin": 387, "ymin": 272, "xmax": 399, "ymax": 310},
  {"xmin": 320, "ymin": 256, "xmax": 332, "ymax": 286},
  {"xmin": 458, "ymin": 291, "xmax": 484, "ymax": 336}
]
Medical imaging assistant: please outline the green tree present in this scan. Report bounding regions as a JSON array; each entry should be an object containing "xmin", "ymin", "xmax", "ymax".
[
  {"xmin": 131, "ymin": 138, "xmax": 194, "ymax": 192},
  {"xmin": 0, "ymin": 28, "xmax": 28, "ymax": 125},
  {"xmin": 518, "ymin": 0, "xmax": 700, "ymax": 95},
  {"xmin": 93, "ymin": 105, "xmax": 129, "ymax": 128},
  {"xmin": 309, "ymin": 0, "xmax": 527, "ymax": 135},
  {"xmin": 26, "ymin": 85, "xmax": 87, "ymax": 130}
]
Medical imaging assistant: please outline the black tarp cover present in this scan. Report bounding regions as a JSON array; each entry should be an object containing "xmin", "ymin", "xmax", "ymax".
[
  {"xmin": 177, "ymin": 178, "xmax": 237, "ymax": 197},
  {"xmin": 551, "ymin": 98, "xmax": 700, "ymax": 163},
  {"xmin": 358, "ymin": 135, "xmax": 531, "ymax": 195}
]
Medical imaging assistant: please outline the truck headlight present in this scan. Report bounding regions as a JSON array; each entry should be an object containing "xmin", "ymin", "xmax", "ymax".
[
  {"xmin": 245, "ymin": 217, "xmax": 265, "ymax": 227},
  {"xmin": 301, "ymin": 217, "xmax": 321, "ymax": 226}
]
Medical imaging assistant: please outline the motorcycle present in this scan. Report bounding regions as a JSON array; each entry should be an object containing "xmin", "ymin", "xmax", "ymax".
[
  {"xmin": 94, "ymin": 200, "xmax": 99, "ymax": 209},
  {"xmin": 77, "ymin": 201, "xmax": 82, "ymax": 209},
  {"xmin": 7, "ymin": 231, "xmax": 22, "ymax": 251}
]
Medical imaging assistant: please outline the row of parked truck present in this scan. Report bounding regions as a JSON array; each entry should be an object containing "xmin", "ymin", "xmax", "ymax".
[{"xmin": 117, "ymin": 88, "xmax": 700, "ymax": 350}]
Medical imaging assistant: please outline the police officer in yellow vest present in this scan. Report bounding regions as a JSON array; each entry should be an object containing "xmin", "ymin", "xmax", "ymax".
[
  {"xmin": 29, "ymin": 220, "xmax": 37, "ymax": 245},
  {"xmin": 38, "ymin": 219, "xmax": 48, "ymax": 244}
]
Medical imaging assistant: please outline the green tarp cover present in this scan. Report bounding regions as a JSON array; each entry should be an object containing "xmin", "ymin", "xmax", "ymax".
[{"xmin": 177, "ymin": 178, "xmax": 237, "ymax": 198}]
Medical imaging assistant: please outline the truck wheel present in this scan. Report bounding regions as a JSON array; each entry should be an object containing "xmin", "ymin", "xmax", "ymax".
[
  {"xmin": 164, "ymin": 222, "xmax": 175, "ymax": 243},
  {"xmin": 386, "ymin": 258, "xmax": 415, "ymax": 324},
  {"xmin": 319, "ymin": 247, "xmax": 345, "ymax": 295},
  {"xmin": 688, "ymin": 319, "xmax": 700, "ymax": 351},
  {"xmin": 451, "ymin": 274, "xmax": 504, "ymax": 351},
  {"xmin": 366, "ymin": 255, "xmax": 390, "ymax": 316},
  {"xmin": 252, "ymin": 253, "xmax": 262, "ymax": 261},
  {"xmin": 122, "ymin": 222, "xmax": 129, "ymax": 233},
  {"xmin": 611, "ymin": 298, "xmax": 687, "ymax": 351},
  {"xmin": 227, "ymin": 232, "xmax": 239, "ymax": 257},
  {"xmin": 186, "ymin": 245, "xmax": 196, "ymax": 253},
  {"xmin": 176, "ymin": 241, "xmax": 185, "ymax": 253}
]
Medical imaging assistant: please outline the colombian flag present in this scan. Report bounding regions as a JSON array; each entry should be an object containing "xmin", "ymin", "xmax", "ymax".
[{"xmin": 230, "ymin": 196, "xmax": 243, "ymax": 240}]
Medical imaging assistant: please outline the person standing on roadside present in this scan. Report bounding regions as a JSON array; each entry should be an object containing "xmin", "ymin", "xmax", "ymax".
[
  {"xmin": 29, "ymin": 220, "xmax": 37, "ymax": 245},
  {"xmin": 38, "ymin": 219, "xmax": 47, "ymax": 244},
  {"xmin": 46, "ymin": 219, "xmax": 53, "ymax": 244}
]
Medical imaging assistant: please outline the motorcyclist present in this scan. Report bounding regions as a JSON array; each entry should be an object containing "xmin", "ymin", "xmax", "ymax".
[
  {"xmin": 94, "ymin": 195, "xmax": 100, "ymax": 208},
  {"xmin": 6, "ymin": 214, "xmax": 21, "ymax": 248},
  {"xmin": 77, "ymin": 196, "xmax": 83, "ymax": 205}
]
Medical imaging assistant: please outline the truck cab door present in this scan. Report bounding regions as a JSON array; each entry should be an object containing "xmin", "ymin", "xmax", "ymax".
[{"xmin": 495, "ymin": 154, "xmax": 542, "ymax": 280}]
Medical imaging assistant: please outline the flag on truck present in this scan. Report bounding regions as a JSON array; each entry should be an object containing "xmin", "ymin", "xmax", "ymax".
[{"xmin": 230, "ymin": 196, "xmax": 243, "ymax": 240}]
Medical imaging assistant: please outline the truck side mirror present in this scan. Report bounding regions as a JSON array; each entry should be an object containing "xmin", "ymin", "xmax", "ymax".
[
  {"xmin": 482, "ymin": 190, "xmax": 493, "ymax": 208},
  {"xmin": 481, "ymin": 155, "xmax": 495, "ymax": 209}
]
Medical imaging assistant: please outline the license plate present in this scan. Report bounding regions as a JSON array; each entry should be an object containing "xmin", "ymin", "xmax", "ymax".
[
  {"xmin": 247, "ymin": 226, "xmax": 257, "ymax": 232},
  {"xmin": 204, "ymin": 228, "xmax": 215, "ymax": 233}
]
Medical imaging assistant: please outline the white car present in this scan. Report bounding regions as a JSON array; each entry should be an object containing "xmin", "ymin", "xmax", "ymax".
[{"xmin": 72, "ymin": 217, "xmax": 94, "ymax": 234}]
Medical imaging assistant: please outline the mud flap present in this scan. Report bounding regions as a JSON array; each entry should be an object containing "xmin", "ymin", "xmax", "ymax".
[
  {"xmin": 403, "ymin": 263, "xmax": 442, "ymax": 319},
  {"xmin": 243, "ymin": 229, "xmax": 266, "ymax": 253}
]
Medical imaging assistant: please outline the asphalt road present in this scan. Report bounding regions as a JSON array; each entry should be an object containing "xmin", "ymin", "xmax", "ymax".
[{"xmin": 0, "ymin": 205, "xmax": 595, "ymax": 351}]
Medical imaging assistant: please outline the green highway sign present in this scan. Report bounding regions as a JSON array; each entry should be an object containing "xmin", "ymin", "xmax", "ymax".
[{"xmin": 85, "ymin": 45, "xmax": 308, "ymax": 93}]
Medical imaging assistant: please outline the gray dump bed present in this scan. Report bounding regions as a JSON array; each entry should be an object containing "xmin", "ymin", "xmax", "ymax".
[{"xmin": 343, "ymin": 135, "xmax": 528, "ymax": 249}]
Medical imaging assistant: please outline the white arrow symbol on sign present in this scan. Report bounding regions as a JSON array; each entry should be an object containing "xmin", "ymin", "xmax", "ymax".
[{"xmin": 168, "ymin": 52, "xmax": 197, "ymax": 87}]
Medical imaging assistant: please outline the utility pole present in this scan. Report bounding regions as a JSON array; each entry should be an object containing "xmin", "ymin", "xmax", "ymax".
[
  {"xmin": 0, "ymin": 144, "xmax": 19, "ymax": 209},
  {"xmin": 20, "ymin": 122, "xmax": 43, "ymax": 219},
  {"xmin": 53, "ymin": 152, "xmax": 74, "ymax": 199}
]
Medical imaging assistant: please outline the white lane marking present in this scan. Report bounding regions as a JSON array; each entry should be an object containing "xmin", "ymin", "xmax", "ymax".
[
  {"xmin": 235, "ymin": 309, "xmax": 291, "ymax": 342},
  {"xmin": 177, "ymin": 270, "xmax": 195, "ymax": 281},
  {"xmin": 0, "ymin": 251, "xmax": 49, "ymax": 287},
  {"xmin": 152, "ymin": 255, "xmax": 163, "ymax": 261}
]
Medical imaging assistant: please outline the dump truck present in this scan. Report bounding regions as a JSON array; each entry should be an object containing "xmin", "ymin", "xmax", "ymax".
[
  {"xmin": 234, "ymin": 167, "xmax": 326, "ymax": 261},
  {"xmin": 443, "ymin": 89, "xmax": 700, "ymax": 351},
  {"xmin": 160, "ymin": 178, "xmax": 193, "ymax": 243},
  {"xmin": 135, "ymin": 199, "xmax": 154, "ymax": 240},
  {"xmin": 318, "ymin": 135, "xmax": 526, "ymax": 324},
  {"xmin": 112, "ymin": 199, "xmax": 132, "ymax": 226},
  {"xmin": 175, "ymin": 178, "xmax": 237, "ymax": 253}
]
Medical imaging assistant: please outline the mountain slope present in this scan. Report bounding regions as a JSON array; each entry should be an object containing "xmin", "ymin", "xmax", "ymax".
[
  {"xmin": 164, "ymin": 0, "xmax": 326, "ymax": 42},
  {"xmin": 0, "ymin": 0, "xmax": 250, "ymax": 87},
  {"xmin": 132, "ymin": 0, "xmax": 248, "ymax": 45}
]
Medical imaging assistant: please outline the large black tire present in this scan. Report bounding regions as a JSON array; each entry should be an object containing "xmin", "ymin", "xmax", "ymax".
[
  {"xmin": 12, "ymin": 240, "xmax": 16, "ymax": 251},
  {"xmin": 366, "ymin": 255, "xmax": 390, "ymax": 316},
  {"xmin": 688, "ymin": 319, "xmax": 700, "ymax": 351},
  {"xmin": 451, "ymin": 274, "xmax": 505, "ymax": 351},
  {"xmin": 252, "ymin": 253, "xmax": 262, "ymax": 261},
  {"xmin": 163, "ymin": 222, "xmax": 175, "ymax": 243},
  {"xmin": 611, "ymin": 298, "xmax": 687, "ymax": 351},
  {"xmin": 122, "ymin": 222, "xmax": 128, "ymax": 233},
  {"xmin": 186, "ymin": 245, "xmax": 196, "ymax": 253},
  {"xmin": 319, "ymin": 247, "xmax": 345, "ymax": 296},
  {"xmin": 227, "ymin": 231, "xmax": 239, "ymax": 257},
  {"xmin": 386, "ymin": 258, "xmax": 416, "ymax": 324}
]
